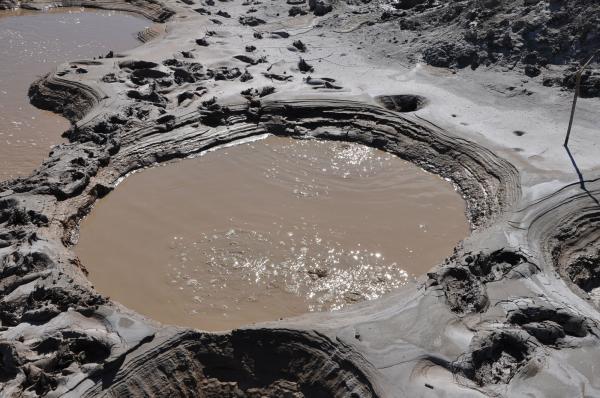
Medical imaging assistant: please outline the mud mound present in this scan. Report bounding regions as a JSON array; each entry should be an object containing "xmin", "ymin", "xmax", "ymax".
[
  {"xmin": 461, "ymin": 329, "xmax": 536, "ymax": 385},
  {"xmin": 566, "ymin": 249, "xmax": 600, "ymax": 294},
  {"xmin": 505, "ymin": 298, "xmax": 593, "ymax": 345},
  {"xmin": 427, "ymin": 248, "xmax": 536, "ymax": 314}
]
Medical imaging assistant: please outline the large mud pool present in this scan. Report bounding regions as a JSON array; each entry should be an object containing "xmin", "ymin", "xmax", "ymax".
[
  {"xmin": 76, "ymin": 136, "xmax": 469, "ymax": 330},
  {"xmin": 0, "ymin": 7, "xmax": 148, "ymax": 180}
]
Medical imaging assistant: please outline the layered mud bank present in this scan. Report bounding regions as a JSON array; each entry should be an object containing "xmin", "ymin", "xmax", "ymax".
[
  {"xmin": 1, "ymin": 0, "xmax": 600, "ymax": 396},
  {"xmin": 76, "ymin": 136, "xmax": 468, "ymax": 330},
  {"xmin": 0, "ymin": 8, "xmax": 149, "ymax": 181}
]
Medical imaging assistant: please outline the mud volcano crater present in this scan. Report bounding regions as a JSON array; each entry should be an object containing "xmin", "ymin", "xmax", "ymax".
[
  {"xmin": 374, "ymin": 94, "xmax": 427, "ymax": 113},
  {"xmin": 0, "ymin": 82, "xmax": 526, "ymax": 396},
  {"xmin": 75, "ymin": 135, "xmax": 469, "ymax": 331},
  {"xmin": 0, "ymin": 82, "xmax": 527, "ymax": 396}
]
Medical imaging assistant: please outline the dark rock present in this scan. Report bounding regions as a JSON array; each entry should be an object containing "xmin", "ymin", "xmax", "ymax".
[
  {"xmin": 289, "ymin": 6, "xmax": 307, "ymax": 16},
  {"xmin": 298, "ymin": 58, "xmax": 314, "ymax": 72},
  {"xmin": 524, "ymin": 65, "xmax": 541, "ymax": 77},
  {"xmin": 239, "ymin": 16, "xmax": 266, "ymax": 26},
  {"xmin": 259, "ymin": 86, "xmax": 276, "ymax": 97},
  {"xmin": 393, "ymin": 0, "xmax": 428, "ymax": 10},
  {"xmin": 234, "ymin": 54, "xmax": 259, "ymax": 65},
  {"xmin": 292, "ymin": 40, "xmax": 307, "ymax": 52},
  {"xmin": 118, "ymin": 60, "xmax": 159, "ymax": 70},
  {"xmin": 240, "ymin": 70, "xmax": 253, "ymax": 82},
  {"xmin": 308, "ymin": 0, "xmax": 332, "ymax": 16},
  {"xmin": 423, "ymin": 41, "xmax": 480, "ymax": 69},
  {"xmin": 131, "ymin": 68, "xmax": 170, "ymax": 79},
  {"xmin": 196, "ymin": 37, "xmax": 210, "ymax": 46},
  {"xmin": 194, "ymin": 7, "xmax": 211, "ymax": 14}
]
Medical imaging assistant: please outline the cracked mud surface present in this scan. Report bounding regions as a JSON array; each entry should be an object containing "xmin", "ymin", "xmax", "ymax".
[{"xmin": 1, "ymin": 0, "xmax": 600, "ymax": 396}]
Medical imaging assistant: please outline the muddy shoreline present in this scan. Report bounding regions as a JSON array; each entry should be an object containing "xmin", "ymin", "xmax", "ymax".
[
  {"xmin": 0, "ymin": 7, "xmax": 149, "ymax": 181},
  {"xmin": 1, "ymin": 0, "xmax": 600, "ymax": 397}
]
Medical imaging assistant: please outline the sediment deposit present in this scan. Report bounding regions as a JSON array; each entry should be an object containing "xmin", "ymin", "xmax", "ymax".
[{"xmin": 1, "ymin": 0, "xmax": 600, "ymax": 396}]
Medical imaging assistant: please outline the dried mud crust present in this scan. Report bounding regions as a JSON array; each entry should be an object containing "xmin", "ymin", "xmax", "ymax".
[
  {"xmin": 372, "ymin": 0, "xmax": 600, "ymax": 97},
  {"xmin": 1, "ymin": 0, "xmax": 600, "ymax": 397}
]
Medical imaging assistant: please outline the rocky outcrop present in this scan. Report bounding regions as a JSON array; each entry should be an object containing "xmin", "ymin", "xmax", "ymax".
[{"xmin": 376, "ymin": 0, "xmax": 600, "ymax": 96}]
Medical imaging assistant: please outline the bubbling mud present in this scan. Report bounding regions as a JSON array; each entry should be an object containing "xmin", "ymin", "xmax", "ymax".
[
  {"xmin": 0, "ymin": 7, "xmax": 149, "ymax": 180},
  {"xmin": 76, "ymin": 136, "xmax": 469, "ymax": 331}
]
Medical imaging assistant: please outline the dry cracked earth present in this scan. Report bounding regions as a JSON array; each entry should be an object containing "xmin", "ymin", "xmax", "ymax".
[{"xmin": 1, "ymin": 0, "xmax": 600, "ymax": 396}]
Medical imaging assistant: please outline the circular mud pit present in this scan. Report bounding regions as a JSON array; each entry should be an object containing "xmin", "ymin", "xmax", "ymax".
[
  {"xmin": 0, "ymin": 7, "xmax": 149, "ymax": 180},
  {"xmin": 76, "ymin": 136, "xmax": 468, "ymax": 330}
]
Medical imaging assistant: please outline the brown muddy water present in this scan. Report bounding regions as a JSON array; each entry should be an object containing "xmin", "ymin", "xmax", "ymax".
[
  {"xmin": 0, "ymin": 7, "xmax": 149, "ymax": 181},
  {"xmin": 77, "ymin": 136, "xmax": 469, "ymax": 331}
]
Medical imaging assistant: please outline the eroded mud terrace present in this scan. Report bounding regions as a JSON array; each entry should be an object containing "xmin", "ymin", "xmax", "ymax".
[
  {"xmin": 1, "ymin": 0, "xmax": 600, "ymax": 397},
  {"xmin": 0, "ymin": 7, "xmax": 149, "ymax": 180},
  {"xmin": 76, "ymin": 136, "xmax": 467, "ymax": 330}
]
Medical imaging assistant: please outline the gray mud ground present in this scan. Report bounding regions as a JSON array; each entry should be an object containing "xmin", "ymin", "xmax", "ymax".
[{"xmin": 1, "ymin": 0, "xmax": 600, "ymax": 397}]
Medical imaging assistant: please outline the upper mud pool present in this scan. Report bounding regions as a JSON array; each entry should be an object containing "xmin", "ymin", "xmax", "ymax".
[
  {"xmin": 76, "ymin": 136, "xmax": 468, "ymax": 331},
  {"xmin": 0, "ymin": 7, "xmax": 149, "ymax": 180}
]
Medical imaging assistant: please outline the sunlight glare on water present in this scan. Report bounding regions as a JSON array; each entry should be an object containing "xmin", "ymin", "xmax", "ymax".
[{"xmin": 77, "ymin": 136, "xmax": 469, "ymax": 331}]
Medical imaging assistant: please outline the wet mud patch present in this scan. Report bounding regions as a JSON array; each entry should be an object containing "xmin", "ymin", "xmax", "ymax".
[{"xmin": 76, "ymin": 136, "xmax": 468, "ymax": 330}]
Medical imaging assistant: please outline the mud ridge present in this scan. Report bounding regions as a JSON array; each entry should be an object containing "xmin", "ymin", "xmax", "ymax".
[
  {"xmin": 1, "ymin": 0, "xmax": 174, "ymax": 22},
  {"xmin": 78, "ymin": 329, "xmax": 379, "ymax": 398},
  {"xmin": 29, "ymin": 75, "xmax": 103, "ymax": 123}
]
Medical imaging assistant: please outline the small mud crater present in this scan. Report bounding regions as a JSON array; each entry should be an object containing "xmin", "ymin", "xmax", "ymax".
[
  {"xmin": 565, "ymin": 247, "xmax": 600, "ymax": 303},
  {"xmin": 375, "ymin": 94, "xmax": 427, "ymax": 112}
]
